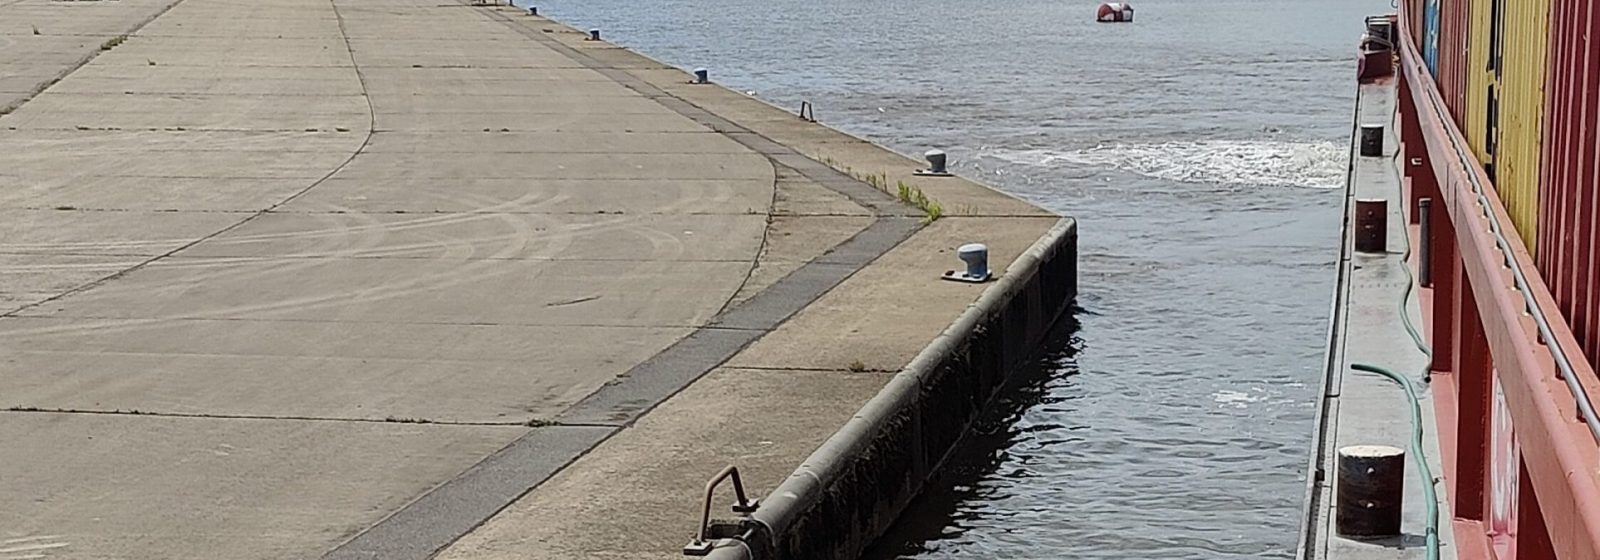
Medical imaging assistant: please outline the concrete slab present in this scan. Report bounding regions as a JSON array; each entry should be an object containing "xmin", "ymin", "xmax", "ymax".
[
  {"xmin": 330, "ymin": 152, "xmax": 773, "ymax": 180},
  {"xmin": 361, "ymin": 78, "xmax": 646, "ymax": 98},
  {"xmin": 0, "ymin": 412, "xmax": 523, "ymax": 560},
  {"xmin": 759, "ymin": 215, "xmax": 877, "ymax": 263},
  {"xmin": 0, "ymin": 68, "xmax": 58, "ymax": 93},
  {"xmin": 0, "ymin": 177, "xmax": 328, "ymax": 211},
  {"xmin": 374, "ymin": 110, "xmax": 707, "ymax": 133},
  {"xmin": 437, "ymin": 367, "xmax": 894, "ymax": 560},
  {"xmin": 0, "ymin": 317, "xmax": 686, "ymax": 422},
  {"xmin": 284, "ymin": 177, "xmax": 774, "ymax": 214},
  {"xmin": 21, "ymin": 257, "xmax": 752, "ymax": 326},
  {"xmin": 362, "ymin": 130, "xmax": 748, "ymax": 154},
  {"xmin": 46, "ymin": 75, "xmax": 365, "ymax": 95},
  {"xmin": 2, "ymin": 108, "xmax": 369, "ymax": 130},
  {"xmin": 0, "ymin": 127, "xmax": 360, "ymax": 152},
  {"xmin": 60, "ymin": 62, "xmax": 360, "ymax": 84},
  {"xmin": 137, "ymin": 14, "xmax": 344, "ymax": 37},
  {"xmin": 339, "ymin": 17, "xmax": 509, "ymax": 41},
  {"xmin": 0, "ymin": 142, "xmax": 359, "ymax": 179},
  {"xmin": 0, "ymin": 0, "xmax": 183, "ymax": 111},
  {"xmin": 367, "ymin": 93, "xmax": 680, "ymax": 115},
  {"xmin": 728, "ymin": 214, "xmax": 873, "ymax": 306},
  {"xmin": 15, "ymin": 92, "xmax": 365, "ymax": 116},
  {"xmin": 108, "ymin": 34, "xmax": 348, "ymax": 52},
  {"xmin": 0, "ymin": 254, "xmax": 143, "ymax": 312},
  {"xmin": 351, "ymin": 50, "xmax": 581, "ymax": 69},
  {"xmin": 0, "ymin": 209, "xmax": 242, "ymax": 256},
  {"xmin": 358, "ymin": 66, "xmax": 616, "ymax": 85},
  {"xmin": 0, "ymin": 0, "xmax": 177, "ymax": 37},
  {"xmin": 773, "ymin": 170, "xmax": 875, "ymax": 217},
  {"xmin": 177, "ymin": 212, "xmax": 769, "ymax": 261},
  {"xmin": 94, "ymin": 43, "xmax": 355, "ymax": 68},
  {"xmin": 0, "ymin": 35, "xmax": 107, "ymax": 67}
]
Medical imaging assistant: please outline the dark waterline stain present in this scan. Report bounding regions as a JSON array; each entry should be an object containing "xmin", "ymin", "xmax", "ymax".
[{"xmin": 861, "ymin": 312, "xmax": 1084, "ymax": 560}]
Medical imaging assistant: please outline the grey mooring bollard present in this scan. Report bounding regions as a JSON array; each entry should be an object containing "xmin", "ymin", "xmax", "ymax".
[
  {"xmin": 1336, "ymin": 445, "xmax": 1405, "ymax": 538},
  {"xmin": 941, "ymin": 243, "xmax": 992, "ymax": 283},
  {"xmin": 915, "ymin": 149, "xmax": 952, "ymax": 176},
  {"xmin": 527, "ymin": 6, "xmax": 537, "ymax": 15},
  {"xmin": 959, "ymin": 244, "xmax": 989, "ymax": 278},
  {"xmin": 693, "ymin": 68, "xmax": 709, "ymax": 84},
  {"xmin": 588, "ymin": 28, "xmax": 601, "ymax": 41},
  {"xmin": 1360, "ymin": 124, "xmax": 1384, "ymax": 157},
  {"xmin": 1355, "ymin": 198, "xmax": 1387, "ymax": 254}
]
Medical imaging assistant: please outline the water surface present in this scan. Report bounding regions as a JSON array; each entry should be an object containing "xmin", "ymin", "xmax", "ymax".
[{"xmin": 525, "ymin": 0, "xmax": 1392, "ymax": 556}]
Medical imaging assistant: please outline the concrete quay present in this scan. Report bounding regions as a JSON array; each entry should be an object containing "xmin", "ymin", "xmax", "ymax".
[{"xmin": 0, "ymin": 0, "xmax": 1075, "ymax": 558}]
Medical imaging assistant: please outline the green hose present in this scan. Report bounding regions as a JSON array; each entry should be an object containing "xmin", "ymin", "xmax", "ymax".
[
  {"xmin": 1349, "ymin": 362, "xmax": 1441, "ymax": 559},
  {"xmin": 1347, "ymin": 151, "xmax": 1441, "ymax": 559}
]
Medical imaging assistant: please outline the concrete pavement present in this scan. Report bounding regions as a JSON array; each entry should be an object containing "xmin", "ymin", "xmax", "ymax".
[{"xmin": 0, "ymin": 0, "xmax": 1066, "ymax": 557}]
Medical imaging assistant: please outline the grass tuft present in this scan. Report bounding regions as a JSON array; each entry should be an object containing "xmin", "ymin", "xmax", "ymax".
[
  {"xmin": 895, "ymin": 181, "xmax": 942, "ymax": 224},
  {"xmin": 812, "ymin": 153, "xmax": 944, "ymax": 223}
]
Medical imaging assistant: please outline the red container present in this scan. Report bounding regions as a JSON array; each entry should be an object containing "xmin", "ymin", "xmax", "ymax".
[
  {"xmin": 1538, "ymin": 0, "xmax": 1600, "ymax": 359},
  {"xmin": 1391, "ymin": 3, "xmax": 1600, "ymax": 558},
  {"xmin": 1437, "ymin": 0, "xmax": 1471, "ymax": 123},
  {"xmin": 1410, "ymin": 0, "xmax": 1425, "ymax": 48}
]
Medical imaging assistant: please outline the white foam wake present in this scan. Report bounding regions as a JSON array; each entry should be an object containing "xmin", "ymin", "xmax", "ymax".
[{"xmin": 984, "ymin": 140, "xmax": 1348, "ymax": 190}]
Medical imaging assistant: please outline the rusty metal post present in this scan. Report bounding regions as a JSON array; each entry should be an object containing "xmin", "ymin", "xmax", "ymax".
[
  {"xmin": 1336, "ymin": 445, "xmax": 1405, "ymax": 538},
  {"xmin": 1419, "ymin": 197, "xmax": 1433, "ymax": 287},
  {"xmin": 684, "ymin": 466, "xmax": 760, "ymax": 556},
  {"xmin": 1355, "ymin": 198, "xmax": 1388, "ymax": 254}
]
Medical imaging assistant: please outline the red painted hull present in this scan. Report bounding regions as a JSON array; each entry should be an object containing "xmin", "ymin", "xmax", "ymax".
[{"xmin": 1394, "ymin": 1, "xmax": 1600, "ymax": 557}]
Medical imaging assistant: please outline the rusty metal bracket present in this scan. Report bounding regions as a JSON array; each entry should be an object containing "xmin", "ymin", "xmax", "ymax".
[{"xmin": 683, "ymin": 465, "xmax": 760, "ymax": 556}]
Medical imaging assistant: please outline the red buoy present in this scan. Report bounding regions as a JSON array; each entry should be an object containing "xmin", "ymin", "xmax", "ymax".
[{"xmin": 1097, "ymin": 2, "xmax": 1134, "ymax": 22}]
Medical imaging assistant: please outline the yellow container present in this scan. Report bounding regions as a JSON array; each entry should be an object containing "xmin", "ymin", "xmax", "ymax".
[
  {"xmin": 1464, "ymin": 0, "xmax": 1495, "ymax": 165},
  {"xmin": 1496, "ymin": 0, "xmax": 1549, "ymax": 253}
]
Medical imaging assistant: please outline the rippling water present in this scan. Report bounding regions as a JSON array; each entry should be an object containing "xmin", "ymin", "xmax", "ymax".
[{"xmin": 526, "ymin": 0, "xmax": 1392, "ymax": 556}]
